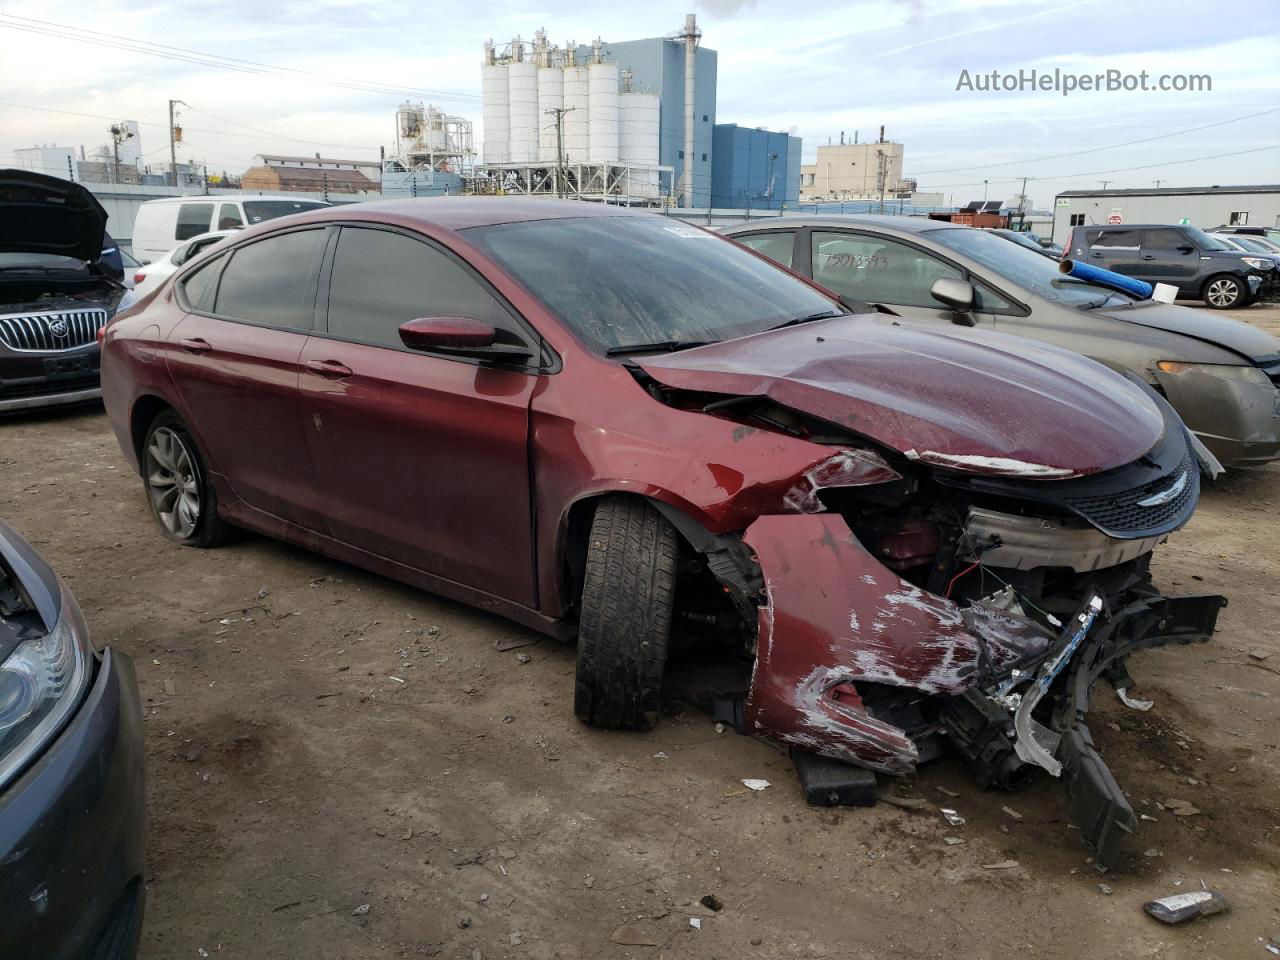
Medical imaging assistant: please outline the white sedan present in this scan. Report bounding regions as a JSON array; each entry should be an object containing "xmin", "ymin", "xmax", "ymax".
[{"xmin": 132, "ymin": 230, "xmax": 237, "ymax": 297}]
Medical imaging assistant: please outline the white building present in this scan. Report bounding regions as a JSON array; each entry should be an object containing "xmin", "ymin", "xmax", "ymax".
[
  {"xmin": 14, "ymin": 145, "xmax": 77, "ymax": 180},
  {"xmin": 1052, "ymin": 185, "xmax": 1280, "ymax": 245}
]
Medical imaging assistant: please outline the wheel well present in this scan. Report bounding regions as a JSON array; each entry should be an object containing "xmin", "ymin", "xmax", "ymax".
[
  {"xmin": 1202, "ymin": 273, "xmax": 1244, "ymax": 295},
  {"xmin": 130, "ymin": 395, "xmax": 173, "ymax": 464}
]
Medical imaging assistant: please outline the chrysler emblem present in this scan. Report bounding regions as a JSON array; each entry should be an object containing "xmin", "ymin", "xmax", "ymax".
[
  {"xmin": 49, "ymin": 318, "xmax": 69, "ymax": 338},
  {"xmin": 1136, "ymin": 471, "xmax": 1188, "ymax": 508}
]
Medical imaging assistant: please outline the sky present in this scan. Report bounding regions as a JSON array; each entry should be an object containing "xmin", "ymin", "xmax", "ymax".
[{"xmin": 1, "ymin": 0, "xmax": 1277, "ymax": 209}]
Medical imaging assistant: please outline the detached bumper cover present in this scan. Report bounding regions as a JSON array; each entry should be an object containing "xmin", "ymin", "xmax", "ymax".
[
  {"xmin": 0, "ymin": 650, "xmax": 146, "ymax": 960},
  {"xmin": 743, "ymin": 513, "xmax": 1224, "ymax": 868}
]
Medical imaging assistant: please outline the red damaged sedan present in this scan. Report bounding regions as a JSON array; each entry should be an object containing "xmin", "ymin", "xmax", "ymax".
[{"xmin": 100, "ymin": 199, "xmax": 1224, "ymax": 867}]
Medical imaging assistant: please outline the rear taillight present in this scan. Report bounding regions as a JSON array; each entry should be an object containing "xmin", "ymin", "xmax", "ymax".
[{"xmin": 133, "ymin": 272, "xmax": 146, "ymax": 284}]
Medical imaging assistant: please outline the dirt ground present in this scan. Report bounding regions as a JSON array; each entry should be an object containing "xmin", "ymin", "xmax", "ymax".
[{"xmin": 3, "ymin": 303, "xmax": 1279, "ymax": 960}]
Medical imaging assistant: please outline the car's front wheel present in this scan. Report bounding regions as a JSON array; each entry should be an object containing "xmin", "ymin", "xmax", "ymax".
[
  {"xmin": 142, "ymin": 411, "xmax": 228, "ymax": 547},
  {"xmin": 574, "ymin": 497, "xmax": 678, "ymax": 731},
  {"xmin": 1202, "ymin": 274, "xmax": 1247, "ymax": 309}
]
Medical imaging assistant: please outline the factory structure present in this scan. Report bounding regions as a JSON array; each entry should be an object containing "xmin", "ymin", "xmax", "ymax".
[{"xmin": 475, "ymin": 15, "xmax": 801, "ymax": 208}]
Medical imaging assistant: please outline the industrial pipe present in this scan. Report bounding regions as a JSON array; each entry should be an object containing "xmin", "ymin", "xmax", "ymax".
[
  {"xmin": 1058, "ymin": 258, "xmax": 1153, "ymax": 299},
  {"xmin": 682, "ymin": 13, "xmax": 698, "ymax": 209}
]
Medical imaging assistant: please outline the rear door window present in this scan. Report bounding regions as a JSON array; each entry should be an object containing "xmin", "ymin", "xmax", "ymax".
[
  {"xmin": 734, "ymin": 231, "xmax": 795, "ymax": 269},
  {"xmin": 214, "ymin": 230, "xmax": 325, "ymax": 330},
  {"xmin": 811, "ymin": 231, "xmax": 962, "ymax": 308},
  {"xmin": 325, "ymin": 227, "xmax": 522, "ymax": 351},
  {"xmin": 1093, "ymin": 229, "xmax": 1139, "ymax": 248},
  {"xmin": 218, "ymin": 203, "xmax": 245, "ymax": 230},
  {"xmin": 175, "ymin": 203, "xmax": 215, "ymax": 241}
]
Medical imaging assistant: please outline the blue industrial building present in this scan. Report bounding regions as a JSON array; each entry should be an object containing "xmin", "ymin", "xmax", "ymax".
[
  {"xmin": 596, "ymin": 36, "xmax": 718, "ymax": 207},
  {"xmin": 710, "ymin": 124, "xmax": 801, "ymax": 210}
]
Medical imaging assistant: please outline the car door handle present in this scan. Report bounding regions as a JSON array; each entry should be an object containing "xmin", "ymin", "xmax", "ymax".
[
  {"xmin": 1142, "ymin": 255, "xmax": 1157, "ymax": 260},
  {"xmin": 179, "ymin": 337, "xmax": 212, "ymax": 354},
  {"xmin": 305, "ymin": 359, "xmax": 353, "ymax": 379}
]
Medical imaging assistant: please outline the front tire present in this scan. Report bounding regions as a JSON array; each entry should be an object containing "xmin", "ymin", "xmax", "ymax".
[
  {"xmin": 1202, "ymin": 275, "xmax": 1246, "ymax": 309},
  {"xmin": 574, "ymin": 497, "xmax": 678, "ymax": 731},
  {"xmin": 142, "ymin": 411, "xmax": 228, "ymax": 547}
]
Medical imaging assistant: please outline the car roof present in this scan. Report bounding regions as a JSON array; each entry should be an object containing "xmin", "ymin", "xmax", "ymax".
[
  {"xmin": 142, "ymin": 195, "xmax": 329, "ymax": 205},
  {"xmin": 288, "ymin": 196, "xmax": 652, "ymax": 232},
  {"xmin": 720, "ymin": 214, "xmax": 961, "ymax": 235}
]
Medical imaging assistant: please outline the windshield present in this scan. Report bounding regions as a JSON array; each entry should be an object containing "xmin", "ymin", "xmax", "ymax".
[
  {"xmin": 241, "ymin": 200, "xmax": 329, "ymax": 224},
  {"xmin": 463, "ymin": 216, "xmax": 839, "ymax": 353},
  {"xmin": 1182, "ymin": 226, "xmax": 1234, "ymax": 252},
  {"xmin": 1229, "ymin": 235, "xmax": 1275, "ymax": 254},
  {"xmin": 926, "ymin": 226, "xmax": 1134, "ymax": 307}
]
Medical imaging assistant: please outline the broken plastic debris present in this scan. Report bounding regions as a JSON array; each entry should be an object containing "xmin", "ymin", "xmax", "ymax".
[
  {"xmin": 943, "ymin": 836, "xmax": 965, "ymax": 846},
  {"xmin": 1163, "ymin": 798, "xmax": 1201, "ymax": 817},
  {"xmin": 940, "ymin": 808, "xmax": 966, "ymax": 827},
  {"xmin": 1001, "ymin": 805, "xmax": 1024, "ymax": 821},
  {"xmin": 352, "ymin": 903, "xmax": 370, "ymax": 916},
  {"xmin": 982, "ymin": 860, "xmax": 1020, "ymax": 870},
  {"xmin": 1116, "ymin": 686, "xmax": 1154, "ymax": 712},
  {"xmin": 741, "ymin": 778, "xmax": 770, "ymax": 791},
  {"xmin": 1143, "ymin": 889, "xmax": 1228, "ymax": 924},
  {"xmin": 1097, "ymin": 883, "xmax": 1113, "ymax": 896},
  {"xmin": 653, "ymin": 751, "xmax": 669, "ymax": 759},
  {"xmin": 689, "ymin": 917, "xmax": 702, "ymax": 930}
]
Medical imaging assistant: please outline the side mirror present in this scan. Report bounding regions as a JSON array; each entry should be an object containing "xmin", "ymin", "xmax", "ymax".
[
  {"xmin": 931, "ymin": 277, "xmax": 976, "ymax": 325},
  {"xmin": 1176, "ymin": 244, "xmax": 1195, "ymax": 254},
  {"xmin": 399, "ymin": 317, "xmax": 533, "ymax": 362}
]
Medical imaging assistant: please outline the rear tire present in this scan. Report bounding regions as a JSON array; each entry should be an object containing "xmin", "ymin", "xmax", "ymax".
[
  {"xmin": 1202, "ymin": 275, "xmax": 1246, "ymax": 309},
  {"xmin": 141, "ymin": 411, "xmax": 229, "ymax": 548},
  {"xmin": 574, "ymin": 497, "xmax": 678, "ymax": 731}
]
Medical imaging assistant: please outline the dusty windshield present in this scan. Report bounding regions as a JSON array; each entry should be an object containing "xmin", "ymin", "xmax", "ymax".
[
  {"xmin": 464, "ymin": 216, "xmax": 839, "ymax": 353},
  {"xmin": 927, "ymin": 226, "xmax": 1134, "ymax": 308}
]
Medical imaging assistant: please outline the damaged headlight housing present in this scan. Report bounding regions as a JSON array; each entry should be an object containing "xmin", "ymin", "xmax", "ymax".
[
  {"xmin": 0, "ymin": 591, "xmax": 91, "ymax": 790},
  {"xmin": 1240, "ymin": 257, "xmax": 1273, "ymax": 271},
  {"xmin": 1156, "ymin": 361, "xmax": 1272, "ymax": 387}
]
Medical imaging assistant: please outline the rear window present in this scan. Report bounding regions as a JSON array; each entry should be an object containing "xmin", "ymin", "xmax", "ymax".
[
  {"xmin": 180, "ymin": 255, "xmax": 223, "ymax": 312},
  {"xmin": 734, "ymin": 231, "xmax": 795, "ymax": 269},
  {"xmin": 175, "ymin": 203, "xmax": 215, "ymax": 241},
  {"xmin": 241, "ymin": 200, "xmax": 328, "ymax": 225},
  {"xmin": 213, "ymin": 230, "xmax": 324, "ymax": 329}
]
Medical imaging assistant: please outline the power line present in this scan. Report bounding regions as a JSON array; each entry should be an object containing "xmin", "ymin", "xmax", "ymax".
[
  {"xmin": 0, "ymin": 14, "xmax": 484, "ymax": 106},
  {"xmin": 908, "ymin": 107, "xmax": 1280, "ymax": 176}
]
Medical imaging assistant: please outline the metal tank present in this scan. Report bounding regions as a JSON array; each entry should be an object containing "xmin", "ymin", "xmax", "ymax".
[
  {"xmin": 507, "ymin": 39, "xmax": 538, "ymax": 165},
  {"xmin": 481, "ymin": 41, "xmax": 509, "ymax": 164},
  {"xmin": 562, "ymin": 43, "xmax": 590, "ymax": 166},
  {"xmin": 587, "ymin": 40, "xmax": 619, "ymax": 166},
  {"xmin": 619, "ymin": 91, "xmax": 660, "ymax": 197},
  {"xmin": 537, "ymin": 57, "xmax": 564, "ymax": 163}
]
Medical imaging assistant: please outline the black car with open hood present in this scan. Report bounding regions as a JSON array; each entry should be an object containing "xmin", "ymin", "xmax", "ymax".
[{"xmin": 0, "ymin": 169, "xmax": 131, "ymax": 414}]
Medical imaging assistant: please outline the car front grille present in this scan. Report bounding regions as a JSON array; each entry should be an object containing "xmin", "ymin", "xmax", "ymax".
[
  {"xmin": 1059, "ymin": 450, "xmax": 1196, "ymax": 538},
  {"xmin": 0, "ymin": 309, "xmax": 108, "ymax": 352}
]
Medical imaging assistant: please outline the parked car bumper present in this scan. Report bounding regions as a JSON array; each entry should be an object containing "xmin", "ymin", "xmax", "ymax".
[
  {"xmin": 0, "ymin": 343, "xmax": 102, "ymax": 414},
  {"xmin": 0, "ymin": 649, "xmax": 146, "ymax": 960},
  {"xmin": 1155, "ymin": 368, "xmax": 1280, "ymax": 467}
]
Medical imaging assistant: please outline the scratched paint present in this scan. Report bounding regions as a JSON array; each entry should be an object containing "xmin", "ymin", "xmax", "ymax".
[
  {"xmin": 781, "ymin": 449, "xmax": 901, "ymax": 513},
  {"xmin": 903, "ymin": 449, "xmax": 1075, "ymax": 478}
]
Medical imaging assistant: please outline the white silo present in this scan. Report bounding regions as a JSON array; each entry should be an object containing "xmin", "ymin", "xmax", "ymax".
[
  {"xmin": 562, "ymin": 43, "xmax": 590, "ymax": 166},
  {"xmin": 537, "ymin": 53, "xmax": 563, "ymax": 163},
  {"xmin": 619, "ymin": 91, "xmax": 660, "ymax": 197},
  {"xmin": 507, "ymin": 39, "xmax": 538, "ymax": 164},
  {"xmin": 481, "ymin": 41, "xmax": 509, "ymax": 164},
  {"xmin": 587, "ymin": 39, "xmax": 619, "ymax": 165}
]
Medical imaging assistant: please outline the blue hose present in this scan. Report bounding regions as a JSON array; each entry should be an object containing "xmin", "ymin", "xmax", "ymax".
[{"xmin": 1058, "ymin": 259, "xmax": 1153, "ymax": 299}]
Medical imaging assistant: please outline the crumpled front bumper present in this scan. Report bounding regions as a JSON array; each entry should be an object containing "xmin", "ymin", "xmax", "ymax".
[{"xmin": 742, "ymin": 513, "xmax": 1225, "ymax": 867}]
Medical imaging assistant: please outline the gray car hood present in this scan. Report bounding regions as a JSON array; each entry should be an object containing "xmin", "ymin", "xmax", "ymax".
[{"xmin": 1099, "ymin": 301, "xmax": 1280, "ymax": 363}]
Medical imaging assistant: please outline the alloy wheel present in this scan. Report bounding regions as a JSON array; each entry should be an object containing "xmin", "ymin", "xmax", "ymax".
[
  {"xmin": 1206, "ymin": 279, "xmax": 1240, "ymax": 307},
  {"xmin": 146, "ymin": 426, "xmax": 201, "ymax": 538}
]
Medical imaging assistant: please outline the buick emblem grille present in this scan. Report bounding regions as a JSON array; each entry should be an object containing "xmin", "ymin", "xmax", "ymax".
[{"xmin": 49, "ymin": 318, "xmax": 70, "ymax": 338}]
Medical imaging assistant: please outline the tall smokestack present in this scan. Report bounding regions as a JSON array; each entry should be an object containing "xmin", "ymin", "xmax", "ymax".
[
  {"xmin": 879, "ymin": 124, "xmax": 885, "ymax": 143},
  {"xmin": 682, "ymin": 13, "xmax": 699, "ymax": 208}
]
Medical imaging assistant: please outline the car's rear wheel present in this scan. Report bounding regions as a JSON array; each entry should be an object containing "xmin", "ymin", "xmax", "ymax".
[
  {"xmin": 142, "ymin": 411, "xmax": 228, "ymax": 547},
  {"xmin": 1203, "ymin": 275, "xmax": 1246, "ymax": 309},
  {"xmin": 574, "ymin": 497, "xmax": 678, "ymax": 731}
]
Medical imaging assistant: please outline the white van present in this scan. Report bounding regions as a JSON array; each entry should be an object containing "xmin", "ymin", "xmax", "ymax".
[{"xmin": 131, "ymin": 195, "xmax": 330, "ymax": 264}]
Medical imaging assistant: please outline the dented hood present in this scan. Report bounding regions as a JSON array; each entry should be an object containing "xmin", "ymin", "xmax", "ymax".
[
  {"xmin": 1098, "ymin": 300, "xmax": 1280, "ymax": 363},
  {"xmin": 640, "ymin": 315, "xmax": 1165, "ymax": 479},
  {"xmin": 0, "ymin": 169, "xmax": 108, "ymax": 262}
]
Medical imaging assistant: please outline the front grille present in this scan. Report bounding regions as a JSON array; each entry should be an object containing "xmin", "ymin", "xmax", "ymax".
[
  {"xmin": 0, "ymin": 308, "xmax": 107, "ymax": 352},
  {"xmin": 0, "ymin": 373, "xmax": 100, "ymax": 401},
  {"xmin": 1060, "ymin": 450, "xmax": 1196, "ymax": 537}
]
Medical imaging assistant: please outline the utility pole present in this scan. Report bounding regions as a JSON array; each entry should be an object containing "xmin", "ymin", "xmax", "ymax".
[
  {"xmin": 168, "ymin": 99, "xmax": 186, "ymax": 188},
  {"xmin": 546, "ymin": 106, "xmax": 574, "ymax": 198},
  {"xmin": 1017, "ymin": 175, "xmax": 1028, "ymax": 230},
  {"xmin": 876, "ymin": 149, "xmax": 886, "ymax": 214},
  {"xmin": 983, "ymin": 178, "xmax": 989, "ymax": 204},
  {"xmin": 1099, "ymin": 180, "xmax": 1112, "ymax": 190},
  {"xmin": 1153, "ymin": 179, "xmax": 1165, "ymax": 189}
]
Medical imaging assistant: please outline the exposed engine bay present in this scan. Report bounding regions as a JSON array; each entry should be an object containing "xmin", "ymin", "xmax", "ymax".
[{"xmin": 647, "ymin": 380, "xmax": 1225, "ymax": 869}]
